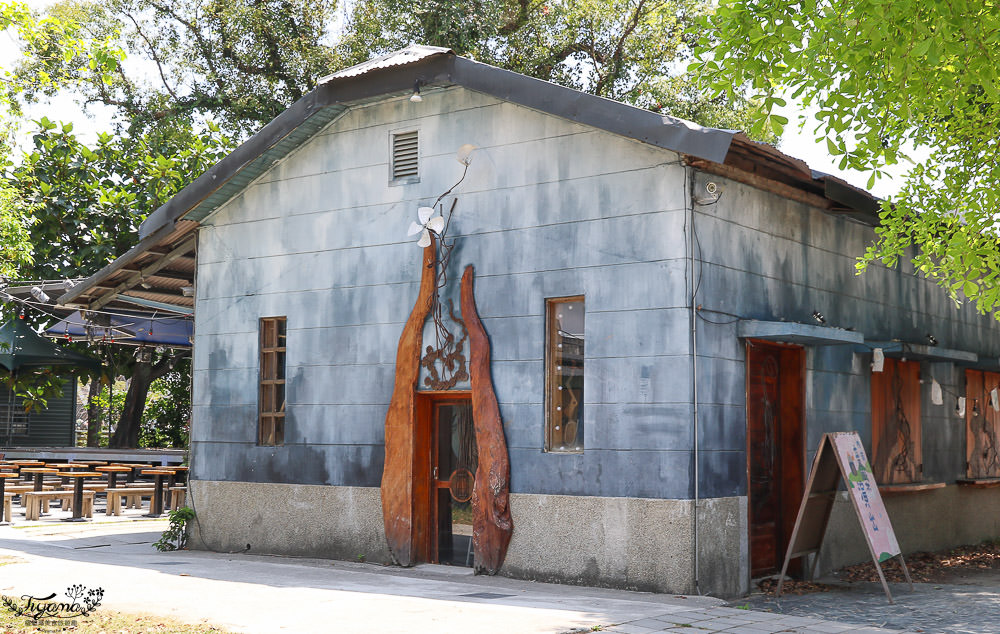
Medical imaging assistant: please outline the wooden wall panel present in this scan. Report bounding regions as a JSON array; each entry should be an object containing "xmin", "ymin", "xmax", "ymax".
[
  {"xmin": 461, "ymin": 266, "xmax": 513, "ymax": 574},
  {"xmin": 871, "ymin": 359, "xmax": 921, "ymax": 484},
  {"xmin": 381, "ymin": 239, "xmax": 436, "ymax": 566},
  {"xmin": 965, "ymin": 370, "xmax": 1000, "ymax": 479}
]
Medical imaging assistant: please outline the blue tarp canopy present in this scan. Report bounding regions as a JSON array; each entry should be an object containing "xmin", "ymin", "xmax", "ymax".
[{"xmin": 44, "ymin": 311, "xmax": 192, "ymax": 348}]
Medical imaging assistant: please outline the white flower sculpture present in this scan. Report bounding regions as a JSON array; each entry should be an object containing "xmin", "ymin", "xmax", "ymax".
[{"xmin": 407, "ymin": 206, "xmax": 445, "ymax": 248}]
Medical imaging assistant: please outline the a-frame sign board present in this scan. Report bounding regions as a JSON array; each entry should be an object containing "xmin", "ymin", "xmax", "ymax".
[{"xmin": 776, "ymin": 432, "xmax": 913, "ymax": 604}]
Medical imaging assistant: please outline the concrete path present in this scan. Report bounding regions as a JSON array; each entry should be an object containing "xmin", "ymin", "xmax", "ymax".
[
  {"xmin": 0, "ymin": 520, "xmax": 907, "ymax": 633},
  {"xmin": 746, "ymin": 577, "xmax": 1000, "ymax": 634}
]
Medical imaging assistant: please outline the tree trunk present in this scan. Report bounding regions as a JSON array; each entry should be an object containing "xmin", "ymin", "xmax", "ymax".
[
  {"xmin": 109, "ymin": 354, "xmax": 180, "ymax": 448},
  {"xmin": 86, "ymin": 380, "xmax": 102, "ymax": 447}
]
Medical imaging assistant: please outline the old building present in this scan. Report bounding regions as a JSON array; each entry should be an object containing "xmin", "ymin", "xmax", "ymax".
[{"xmin": 64, "ymin": 46, "xmax": 1000, "ymax": 598}]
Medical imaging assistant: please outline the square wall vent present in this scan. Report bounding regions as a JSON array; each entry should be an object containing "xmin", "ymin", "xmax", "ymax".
[{"xmin": 391, "ymin": 131, "xmax": 419, "ymax": 182}]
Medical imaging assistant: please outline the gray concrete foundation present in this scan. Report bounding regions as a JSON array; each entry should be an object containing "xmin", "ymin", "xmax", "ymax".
[
  {"xmin": 817, "ymin": 484, "xmax": 1000, "ymax": 575},
  {"xmin": 503, "ymin": 493, "xmax": 748, "ymax": 598},
  {"xmin": 188, "ymin": 481, "xmax": 750, "ymax": 597},
  {"xmin": 189, "ymin": 480, "xmax": 392, "ymax": 563}
]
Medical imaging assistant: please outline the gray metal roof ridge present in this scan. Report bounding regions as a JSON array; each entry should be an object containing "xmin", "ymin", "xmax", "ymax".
[
  {"xmin": 318, "ymin": 44, "xmax": 453, "ymax": 82},
  {"xmin": 137, "ymin": 49, "xmax": 740, "ymax": 243}
]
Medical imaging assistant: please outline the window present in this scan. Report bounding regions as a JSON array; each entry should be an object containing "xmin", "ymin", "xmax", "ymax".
[
  {"xmin": 964, "ymin": 369, "xmax": 1000, "ymax": 479},
  {"xmin": 259, "ymin": 317, "xmax": 286, "ymax": 446},
  {"xmin": 871, "ymin": 357, "xmax": 921, "ymax": 484},
  {"xmin": 545, "ymin": 297, "xmax": 585, "ymax": 452},
  {"xmin": 391, "ymin": 130, "xmax": 419, "ymax": 183}
]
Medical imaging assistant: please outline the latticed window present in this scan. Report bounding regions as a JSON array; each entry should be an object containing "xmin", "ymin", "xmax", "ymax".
[
  {"xmin": 258, "ymin": 317, "xmax": 286, "ymax": 446},
  {"xmin": 545, "ymin": 297, "xmax": 585, "ymax": 452},
  {"xmin": 871, "ymin": 358, "xmax": 921, "ymax": 484}
]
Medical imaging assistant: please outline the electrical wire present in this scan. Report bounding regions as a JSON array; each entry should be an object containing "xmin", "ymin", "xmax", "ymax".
[{"xmin": 2, "ymin": 294, "xmax": 190, "ymax": 321}]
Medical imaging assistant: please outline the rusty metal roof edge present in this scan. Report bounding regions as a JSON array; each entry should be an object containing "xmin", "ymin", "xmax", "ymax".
[{"xmin": 58, "ymin": 221, "xmax": 191, "ymax": 306}]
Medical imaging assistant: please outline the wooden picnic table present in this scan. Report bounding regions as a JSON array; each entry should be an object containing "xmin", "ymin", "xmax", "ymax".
[
  {"xmin": 57, "ymin": 472, "xmax": 103, "ymax": 521},
  {"xmin": 169, "ymin": 466, "xmax": 189, "ymax": 486},
  {"xmin": 46, "ymin": 463, "xmax": 89, "ymax": 485},
  {"xmin": 21, "ymin": 468, "xmax": 58, "ymax": 492},
  {"xmin": 94, "ymin": 465, "xmax": 132, "ymax": 489},
  {"xmin": 0, "ymin": 473, "xmax": 18, "ymax": 523},
  {"xmin": 119, "ymin": 463, "xmax": 154, "ymax": 484},
  {"xmin": 140, "ymin": 469, "xmax": 175, "ymax": 517}
]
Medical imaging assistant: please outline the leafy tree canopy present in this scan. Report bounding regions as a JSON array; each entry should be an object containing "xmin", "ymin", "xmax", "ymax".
[
  {"xmin": 7, "ymin": 0, "xmax": 774, "ymax": 140},
  {"xmin": 695, "ymin": 0, "xmax": 1000, "ymax": 313}
]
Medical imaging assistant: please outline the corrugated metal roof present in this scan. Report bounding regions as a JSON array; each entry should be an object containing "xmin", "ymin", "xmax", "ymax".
[{"xmin": 319, "ymin": 45, "xmax": 452, "ymax": 83}]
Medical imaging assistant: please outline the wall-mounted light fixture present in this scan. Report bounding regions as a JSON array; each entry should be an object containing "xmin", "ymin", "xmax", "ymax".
[
  {"xmin": 409, "ymin": 80, "xmax": 423, "ymax": 103},
  {"xmin": 871, "ymin": 347, "xmax": 885, "ymax": 372}
]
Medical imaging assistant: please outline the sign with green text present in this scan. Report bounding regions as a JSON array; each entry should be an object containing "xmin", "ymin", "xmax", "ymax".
[{"xmin": 778, "ymin": 432, "xmax": 911, "ymax": 603}]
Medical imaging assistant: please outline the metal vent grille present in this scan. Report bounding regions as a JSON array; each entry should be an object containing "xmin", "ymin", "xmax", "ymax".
[{"xmin": 392, "ymin": 131, "xmax": 419, "ymax": 180}]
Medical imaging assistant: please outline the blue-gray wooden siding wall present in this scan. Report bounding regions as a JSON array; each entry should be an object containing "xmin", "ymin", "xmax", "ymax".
[
  {"xmin": 691, "ymin": 172, "xmax": 999, "ymax": 496},
  {"xmin": 192, "ymin": 87, "xmax": 699, "ymax": 498},
  {"xmin": 0, "ymin": 379, "xmax": 76, "ymax": 447}
]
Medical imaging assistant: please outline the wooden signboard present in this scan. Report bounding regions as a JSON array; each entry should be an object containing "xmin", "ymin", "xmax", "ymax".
[{"xmin": 777, "ymin": 432, "xmax": 912, "ymax": 603}]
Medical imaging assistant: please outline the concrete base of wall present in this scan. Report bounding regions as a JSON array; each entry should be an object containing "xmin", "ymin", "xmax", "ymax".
[
  {"xmin": 189, "ymin": 480, "xmax": 392, "ymax": 563},
  {"xmin": 817, "ymin": 484, "xmax": 1000, "ymax": 575},
  {"xmin": 189, "ymin": 481, "xmax": 749, "ymax": 598},
  {"xmin": 503, "ymin": 493, "xmax": 748, "ymax": 598}
]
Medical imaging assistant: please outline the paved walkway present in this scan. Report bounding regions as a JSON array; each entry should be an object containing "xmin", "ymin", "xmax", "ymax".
[
  {"xmin": 0, "ymin": 520, "xmax": 906, "ymax": 633},
  {"xmin": 744, "ymin": 577, "xmax": 1000, "ymax": 634}
]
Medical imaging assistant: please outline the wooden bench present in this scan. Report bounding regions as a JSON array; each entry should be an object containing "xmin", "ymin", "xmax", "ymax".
[
  {"xmin": 23, "ymin": 490, "xmax": 94, "ymax": 520},
  {"xmin": 2, "ymin": 492, "xmax": 12, "ymax": 523},
  {"xmin": 6, "ymin": 485, "xmax": 61, "ymax": 507},
  {"xmin": 106, "ymin": 487, "xmax": 156, "ymax": 516},
  {"xmin": 168, "ymin": 486, "xmax": 187, "ymax": 509}
]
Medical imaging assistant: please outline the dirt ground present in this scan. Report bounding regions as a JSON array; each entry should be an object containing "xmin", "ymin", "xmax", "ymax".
[{"xmin": 757, "ymin": 540, "xmax": 1000, "ymax": 595}]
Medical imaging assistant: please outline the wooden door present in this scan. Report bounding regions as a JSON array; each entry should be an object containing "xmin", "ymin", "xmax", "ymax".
[
  {"xmin": 966, "ymin": 370, "xmax": 1000, "ymax": 479},
  {"xmin": 746, "ymin": 340, "xmax": 805, "ymax": 578},
  {"xmin": 430, "ymin": 398, "xmax": 477, "ymax": 565},
  {"xmin": 871, "ymin": 358, "xmax": 921, "ymax": 484}
]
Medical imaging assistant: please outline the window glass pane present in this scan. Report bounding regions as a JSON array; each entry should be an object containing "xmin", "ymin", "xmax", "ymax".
[
  {"xmin": 260, "ymin": 416, "xmax": 274, "ymax": 445},
  {"xmin": 273, "ymin": 416, "xmax": 284, "ymax": 445},
  {"xmin": 261, "ymin": 384, "xmax": 274, "ymax": 414},
  {"xmin": 547, "ymin": 298, "xmax": 584, "ymax": 452},
  {"xmin": 276, "ymin": 351, "xmax": 286, "ymax": 380},
  {"xmin": 262, "ymin": 351, "xmax": 276, "ymax": 380}
]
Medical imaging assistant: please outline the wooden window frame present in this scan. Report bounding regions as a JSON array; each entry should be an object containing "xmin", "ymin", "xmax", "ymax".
[
  {"xmin": 258, "ymin": 316, "xmax": 287, "ymax": 446},
  {"xmin": 544, "ymin": 296, "xmax": 585, "ymax": 453},
  {"xmin": 871, "ymin": 357, "xmax": 922, "ymax": 484}
]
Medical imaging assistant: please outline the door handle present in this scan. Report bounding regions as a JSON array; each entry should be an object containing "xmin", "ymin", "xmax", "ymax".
[{"xmin": 432, "ymin": 467, "xmax": 438, "ymax": 479}]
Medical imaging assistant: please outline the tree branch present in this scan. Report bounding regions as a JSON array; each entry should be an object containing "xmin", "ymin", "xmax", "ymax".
[{"xmin": 124, "ymin": 11, "xmax": 178, "ymax": 100}]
